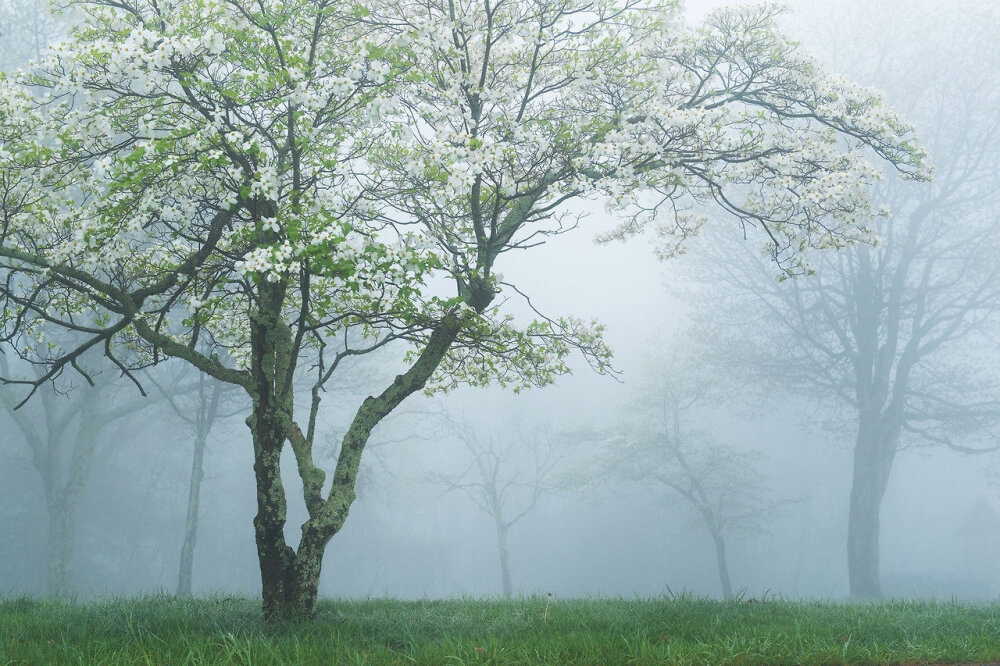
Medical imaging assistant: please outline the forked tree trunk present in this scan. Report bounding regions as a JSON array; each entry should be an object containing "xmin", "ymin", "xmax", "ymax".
[
  {"xmin": 246, "ymin": 274, "xmax": 465, "ymax": 619},
  {"xmin": 270, "ymin": 315, "xmax": 462, "ymax": 617}
]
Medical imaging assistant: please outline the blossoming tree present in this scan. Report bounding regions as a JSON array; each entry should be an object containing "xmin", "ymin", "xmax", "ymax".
[{"xmin": 0, "ymin": 0, "xmax": 926, "ymax": 617}]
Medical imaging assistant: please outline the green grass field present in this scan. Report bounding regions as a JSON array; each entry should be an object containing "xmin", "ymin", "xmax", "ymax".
[{"xmin": 2, "ymin": 594, "xmax": 1000, "ymax": 665}]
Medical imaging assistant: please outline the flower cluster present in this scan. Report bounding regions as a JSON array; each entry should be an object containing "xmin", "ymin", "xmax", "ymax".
[{"xmin": 0, "ymin": 0, "xmax": 928, "ymax": 390}]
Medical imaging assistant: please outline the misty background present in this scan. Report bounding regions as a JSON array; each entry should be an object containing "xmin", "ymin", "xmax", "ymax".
[{"xmin": 2, "ymin": 0, "xmax": 999, "ymax": 602}]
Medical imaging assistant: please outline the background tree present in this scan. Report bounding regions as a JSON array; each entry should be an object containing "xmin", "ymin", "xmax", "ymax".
[
  {"xmin": 152, "ymin": 366, "xmax": 244, "ymax": 597},
  {"xmin": 0, "ymin": 354, "xmax": 167, "ymax": 597},
  {"xmin": 0, "ymin": 0, "xmax": 65, "ymax": 71},
  {"xmin": 678, "ymin": 0, "xmax": 1000, "ymax": 597},
  {"xmin": 430, "ymin": 414, "xmax": 563, "ymax": 597},
  {"xmin": 0, "ymin": 0, "xmax": 925, "ymax": 618},
  {"xmin": 578, "ymin": 344, "xmax": 779, "ymax": 598}
]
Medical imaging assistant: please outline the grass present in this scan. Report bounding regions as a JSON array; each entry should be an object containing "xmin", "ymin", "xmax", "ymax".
[{"xmin": 2, "ymin": 593, "xmax": 1000, "ymax": 664}]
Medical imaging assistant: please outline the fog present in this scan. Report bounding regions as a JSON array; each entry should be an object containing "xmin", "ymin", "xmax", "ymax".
[{"xmin": 1, "ymin": 0, "xmax": 999, "ymax": 605}]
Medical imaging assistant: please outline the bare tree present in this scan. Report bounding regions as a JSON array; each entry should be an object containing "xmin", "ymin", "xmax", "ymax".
[
  {"xmin": 580, "ymin": 345, "xmax": 779, "ymax": 598},
  {"xmin": 681, "ymin": 0, "xmax": 1000, "ymax": 597},
  {"xmin": 0, "ymin": 355, "xmax": 167, "ymax": 597},
  {"xmin": 152, "ymin": 367, "xmax": 244, "ymax": 597},
  {"xmin": 430, "ymin": 414, "xmax": 563, "ymax": 597}
]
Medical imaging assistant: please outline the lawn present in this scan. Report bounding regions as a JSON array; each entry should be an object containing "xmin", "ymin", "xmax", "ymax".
[{"xmin": 2, "ymin": 594, "xmax": 1000, "ymax": 664}]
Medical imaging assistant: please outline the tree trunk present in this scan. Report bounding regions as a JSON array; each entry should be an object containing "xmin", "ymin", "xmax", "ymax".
[
  {"xmin": 278, "ymin": 315, "xmax": 463, "ymax": 618},
  {"xmin": 248, "ymin": 279, "xmax": 298, "ymax": 619},
  {"xmin": 245, "ymin": 291, "xmax": 464, "ymax": 619},
  {"xmin": 176, "ymin": 378, "xmax": 222, "ymax": 597},
  {"xmin": 176, "ymin": 428, "xmax": 208, "ymax": 596},
  {"xmin": 495, "ymin": 521, "xmax": 512, "ymax": 597},
  {"xmin": 847, "ymin": 414, "xmax": 895, "ymax": 598},
  {"xmin": 287, "ymin": 527, "xmax": 326, "ymax": 614},
  {"xmin": 251, "ymin": 412, "xmax": 297, "ymax": 620},
  {"xmin": 712, "ymin": 531, "xmax": 733, "ymax": 599},
  {"xmin": 43, "ymin": 424, "xmax": 98, "ymax": 598}
]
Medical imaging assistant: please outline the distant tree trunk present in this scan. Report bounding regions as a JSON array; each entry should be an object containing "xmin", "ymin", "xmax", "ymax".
[
  {"xmin": 847, "ymin": 412, "xmax": 897, "ymax": 598},
  {"xmin": 43, "ymin": 424, "xmax": 98, "ymax": 598},
  {"xmin": 495, "ymin": 521, "xmax": 512, "ymax": 597},
  {"xmin": 176, "ymin": 379, "xmax": 222, "ymax": 597},
  {"xmin": 681, "ymin": 440, "xmax": 737, "ymax": 601},
  {"xmin": 176, "ymin": 428, "xmax": 208, "ymax": 596},
  {"xmin": 45, "ymin": 494, "xmax": 79, "ymax": 597},
  {"xmin": 711, "ymin": 531, "xmax": 733, "ymax": 599}
]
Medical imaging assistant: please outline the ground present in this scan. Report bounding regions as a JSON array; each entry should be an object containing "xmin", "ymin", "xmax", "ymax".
[{"xmin": 2, "ymin": 594, "xmax": 1000, "ymax": 664}]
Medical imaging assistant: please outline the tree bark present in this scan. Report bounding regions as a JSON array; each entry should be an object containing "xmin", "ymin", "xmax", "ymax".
[
  {"xmin": 287, "ymin": 525, "xmax": 326, "ymax": 614},
  {"xmin": 495, "ymin": 521, "xmax": 512, "ymax": 597},
  {"xmin": 250, "ymin": 417, "xmax": 297, "ymax": 620},
  {"xmin": 248, "ymin": 279, "xmax": 298, "ymax": 619}
]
